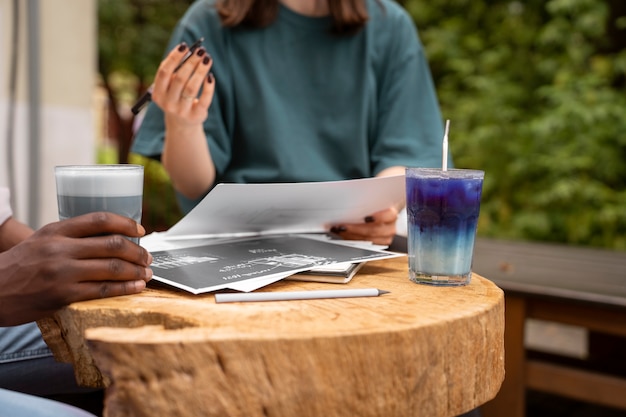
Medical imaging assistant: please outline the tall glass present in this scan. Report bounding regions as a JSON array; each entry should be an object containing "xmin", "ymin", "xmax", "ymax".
[
  {"xmin": 405, "ymin": 168, "xmax": 484, "ymax": 286},
  {"xmin": 55, "ymin": 165, "xmax": 144, "ymax": 243}
]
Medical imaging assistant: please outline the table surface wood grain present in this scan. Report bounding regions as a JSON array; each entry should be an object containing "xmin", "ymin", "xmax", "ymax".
[{"xmin": 39, "ymin": 256, "xmax": 504, "ymax": 417}]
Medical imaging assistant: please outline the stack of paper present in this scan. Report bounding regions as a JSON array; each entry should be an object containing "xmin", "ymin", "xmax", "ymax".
[{"xmin": 142, "ymin": 176, "xmax": 406, "ymax": 294}]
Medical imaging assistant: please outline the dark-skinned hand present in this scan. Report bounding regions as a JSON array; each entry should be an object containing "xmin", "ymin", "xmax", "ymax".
[{"xmin": 0, "ymin": 212, "xmax": 153, "ymax": 326}]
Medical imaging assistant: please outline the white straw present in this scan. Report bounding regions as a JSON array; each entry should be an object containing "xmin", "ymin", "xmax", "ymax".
[{"xmin": 442, "ymin": 119, "xmax": 450, "ymax": 171}]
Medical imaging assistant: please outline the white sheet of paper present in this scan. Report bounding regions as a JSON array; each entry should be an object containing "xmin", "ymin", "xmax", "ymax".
[
  {"xmin": 226, "ymin": 273, "xmax": 293, "ymax": 292},
  {"xmin": 163, "ymin": 175, "xmax": 406, "ymax": 239}
]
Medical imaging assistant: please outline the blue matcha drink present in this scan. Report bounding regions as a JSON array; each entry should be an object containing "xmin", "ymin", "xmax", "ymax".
[{"xmin": 405, "ymin": 168, "xmax": 484, "ymax": 286}]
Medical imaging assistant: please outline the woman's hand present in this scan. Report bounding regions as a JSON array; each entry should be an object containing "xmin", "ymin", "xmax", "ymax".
[
  {"xmin": 151, "ymin": 42, "xmax": 215, "ymax": 126},
  {"xmin": 0, "ymin": 212, "xmax": 153, "ymax": 326},
  {"xmin": 156, "ymin": 42, "xmax": 219, "ymax": 200},
  {"xmin": 330, "ymin": 206, "xmax": 399, "ymax": 246}
]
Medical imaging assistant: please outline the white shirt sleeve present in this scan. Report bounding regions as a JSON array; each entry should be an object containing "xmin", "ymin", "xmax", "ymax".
[{"xmin": 0, "ymin": 187, "xmax": 13, "ymax": 226}]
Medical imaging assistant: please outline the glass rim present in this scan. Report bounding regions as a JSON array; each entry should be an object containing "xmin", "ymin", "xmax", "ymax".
[
  {"xmin": 405, "ymin": 167, "xmax": 484, "ymax": 178},
  {"xmin": 55, "ymin": 164, "xmax": 143, "ymax": 171}
]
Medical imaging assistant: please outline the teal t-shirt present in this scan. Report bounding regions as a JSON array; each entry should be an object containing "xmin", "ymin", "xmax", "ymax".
[{"xmin": 132, "ymin": 0, "xmax": 446, "ymax": 213}]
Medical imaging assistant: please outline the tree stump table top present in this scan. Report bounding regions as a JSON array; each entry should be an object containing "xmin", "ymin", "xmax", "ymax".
[{"xmin": 38, "ymin": 256, "xmax": 504, "ymax": 417}]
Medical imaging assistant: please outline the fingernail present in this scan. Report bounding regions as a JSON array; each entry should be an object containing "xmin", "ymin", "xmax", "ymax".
[
  {"xmin": 330, "ymin": 226, "xmax": 347, "ymax": 233},
  {"xmin": 202, "ymin": 56, "xmax": 210, "ymax": 65},
  {"xmin": 136, "ymin": 223, "xmax": 146, "ymax": 235},
  {"xmin": 145, "ymin": 268, "xmax": 153, "ymax": 281},
  {"xmin": 207, "ymin": 72, "xmax": 214, "ymax": 84},
  {"xmin": 147, "ymin": 253, "xmax": 153, "ymax": 264},
  {"xmin": 178, "ymin": 42, "xmax": 187, "ymax": 52},
  {"xmin": 196, "ymin": 47, "xmax": 206, "ymax": 57},
  {"xmin": 364, "ymin": 216, "xmax": 375, "ymax": 223}
]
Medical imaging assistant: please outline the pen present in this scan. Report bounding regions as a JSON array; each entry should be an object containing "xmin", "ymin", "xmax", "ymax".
[
  {"xmin": 214, "ymin": 288, "xmax": 390, "ymax": 303},
  {"xmin": 131, "ymin": 37, "xmax": 205, "ymax": 115}
]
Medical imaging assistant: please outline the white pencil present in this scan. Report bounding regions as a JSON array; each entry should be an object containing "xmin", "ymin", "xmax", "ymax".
[{"xmin": 214, "ymin": 288, "xmax": 390, "ymax": 303}]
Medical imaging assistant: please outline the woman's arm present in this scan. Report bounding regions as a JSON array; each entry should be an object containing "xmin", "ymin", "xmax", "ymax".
[
  {"xmin": 132, "ymin": 5, "xmax": 233, "ymax": 209},
  {"xmin": 150, "ymin": 43, "xmax": 217, "ymax": 200}
]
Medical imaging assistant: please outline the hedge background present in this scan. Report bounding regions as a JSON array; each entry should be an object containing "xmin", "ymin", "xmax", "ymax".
[{"xmin": 98, "ymin": 0, "xmax": 626, "ymax": 249}]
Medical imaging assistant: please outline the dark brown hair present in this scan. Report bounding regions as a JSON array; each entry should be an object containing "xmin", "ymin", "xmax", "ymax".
[{"xmin": 216, "ymin": 0, "xmax": 369, "ymax": 35}]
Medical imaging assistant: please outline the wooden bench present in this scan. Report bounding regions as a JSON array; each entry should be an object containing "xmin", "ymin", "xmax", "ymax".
[{"xmin": 472, "ymin": 237, "xmax": 626, "ymax": 417}]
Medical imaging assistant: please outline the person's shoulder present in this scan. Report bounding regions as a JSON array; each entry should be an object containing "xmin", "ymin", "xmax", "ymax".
[
  {"xmin": 183, "ymin": 0, "xmax": 219, "ymax": 17},
  {"xmin": 366, "ymin": 0, "xmax": 420, "ymax": 53},
  {"xmin": 180, "ymin": 0, "xmax": 221, "ymax": 26},
  {"xmin": 188, "ymin": 0, "xmax": 218, "ymax": 12},
  {"xmin": 368, "ymin": 0, "xmax": 414, "ymax": 27},
  {"xmin": 176, "ymin": 0, "xmax": 226, "ymax": 44}
]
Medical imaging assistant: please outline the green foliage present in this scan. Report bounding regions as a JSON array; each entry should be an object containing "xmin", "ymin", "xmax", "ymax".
[
  {"xmin": 98, "ymin": 0, "xmax": 193, "ymax": 99},
  {"xmin": 96, "ymin": 144, "xmax": 118, "ymax": 164},
  {"xmin": 406, "ymin": 0, "xmax": 626, "ymax": 249},
  {"xmin": 128, "ymin": 154, "xmax": 183, "ymax": 233},
  {"xmin": 98, "ymin": 0, "xmax": 191, "ymax": 231}
]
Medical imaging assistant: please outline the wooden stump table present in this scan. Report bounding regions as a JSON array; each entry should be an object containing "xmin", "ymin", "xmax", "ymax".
[{"xmin": 38, "ymin": 257, "xmax": 505, "ymax": 417}]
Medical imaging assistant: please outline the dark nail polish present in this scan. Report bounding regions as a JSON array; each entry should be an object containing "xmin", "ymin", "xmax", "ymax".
[
  {"xmin": 178, "ymin": 42, "xmax": 187, "ymax": 52},
  {"xmin": 202, "ymin": 56, "xmax": 210, "ymax": 65},
  {"xmin": 207, "ymin": 72, "xmax": 214, "ymax": 84},
  {"xmin": 330, "ymin": 226, "xmax": 347, "ymax": 233},
  {"xmin": 364, "ymin": 216, "xmax": 375, "ymax": 223},
  {"xmin": 196, "ymin": 47, "xmax": 206, "ymax": 57}
]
